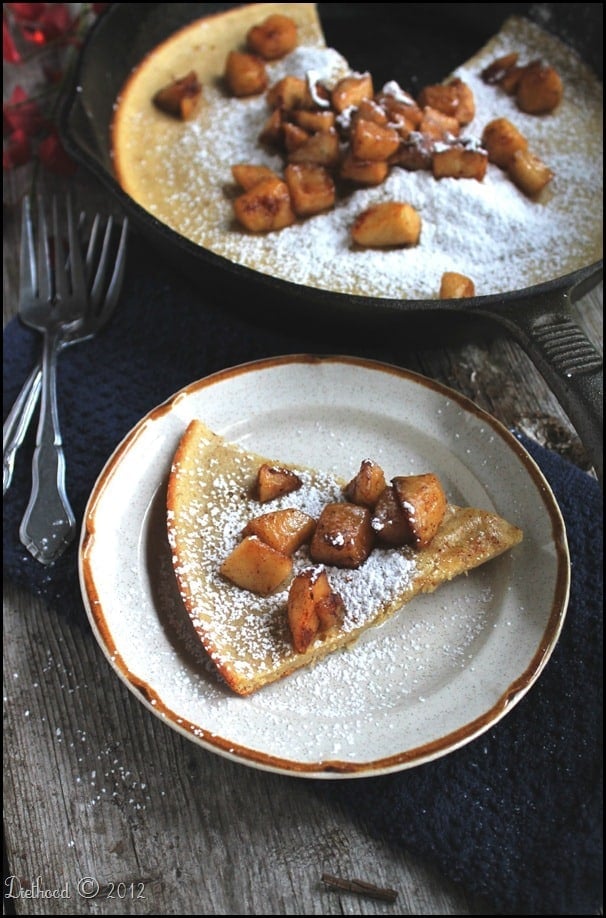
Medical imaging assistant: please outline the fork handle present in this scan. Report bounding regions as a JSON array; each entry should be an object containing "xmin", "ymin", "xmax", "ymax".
[
  {"xmin": 3, "ymin": 365, "xmax": 42, "ymax": 496},
  {"xmin": 19, "ymin": 331, "xmax": 76, "ymax": 565}
]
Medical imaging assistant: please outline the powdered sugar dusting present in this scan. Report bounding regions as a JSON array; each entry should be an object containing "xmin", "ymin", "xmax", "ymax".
[
  {"xmin": 115, "ymin": 15, "xmax": 602, "ymax": 300},
  {"xmin": 167, "ymin": 440, "xmax": 422, "ymax": 686}
]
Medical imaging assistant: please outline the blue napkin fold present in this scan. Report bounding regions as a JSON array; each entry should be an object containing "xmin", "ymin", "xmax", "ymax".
[{"xmin": 3, "ymin": 232, "xmax": 602, "ymax": 915}]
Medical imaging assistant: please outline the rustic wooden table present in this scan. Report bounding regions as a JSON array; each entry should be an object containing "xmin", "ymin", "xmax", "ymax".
[{"xmin": 3, "ymin": 142, "xmax": 602, "ymax": 917}]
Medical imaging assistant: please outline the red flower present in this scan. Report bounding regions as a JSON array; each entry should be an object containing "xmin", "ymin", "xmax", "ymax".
[
  {"xmin": 3, "ymin": 3, "xmax": 112, "ymax": 175},
  {"xmin": 3, "ymin": 127, "xmax": 31, "ymax": 169},
  {"xmin": 3, "ymin": 85, "xmax": 46, "ymax": 136},
  {"xmin": 38, "ymin": 128, "xmax": 77, "ymax": 176},
  {"xmin": 5, "ymin": 4, "xmax": 43, "ymax": 23},
  {"xmin": 3, "ymin": 15, "xmax": 21, "ymax": 62},
  {"xmin": 7, "ymin": 3, "xmax": 75, "ymax": 47}
]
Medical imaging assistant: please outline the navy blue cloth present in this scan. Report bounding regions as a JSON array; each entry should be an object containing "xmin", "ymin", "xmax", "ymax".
[{"xmin": 3, "ymin": 232, "xmax": 602, "ymax": 915}]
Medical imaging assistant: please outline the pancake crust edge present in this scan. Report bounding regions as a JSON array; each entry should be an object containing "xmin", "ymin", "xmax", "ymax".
[
  {"xmin": 166, "ymin": 419, "xmax": 523, "ymax": 696},
  {"xmin": 112, "ymin": 5, "xmax": 602, "ymax": 299}
]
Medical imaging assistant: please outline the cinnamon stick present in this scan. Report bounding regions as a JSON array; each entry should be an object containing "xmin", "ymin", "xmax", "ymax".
[{"xmin": 321, "ymin": 872, "xmax": 398, "ymax": 903}]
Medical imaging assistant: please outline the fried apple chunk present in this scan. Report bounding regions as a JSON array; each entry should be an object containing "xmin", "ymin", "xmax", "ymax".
[
  {"xmin": 393, "ymin": 135, "xmax": 433, "ymax": 171},
  {"xmin": 351, "ymin": 202, "xmax": 421, "ymax": 248},
  {"xmin": 310, "ymin": 503, "xmax": 374, "ymax": 569},
  {"xmin": 255, "ymin": 464, "xmax": 302, "ymax": 502},
  {"xmin": 152, "ymin": 71, "xmax": 202, "ymax": 120},
  {"xmin": 315, "ymin": 591, "xmax": 346, "ymax": 635},
  {"xmin": 482, "ymin": 117, "xmax": 528, "ymax": 169},
  {"xmin": 432, "ymin": 144, "xmax": 487, "ymax": 181},
  {"xmin": 232, "ymin": 163, "xmax": 280, "ymax": 191},
  {"xmin": 285, "ymin": 163, "xmax": 335, "ymax": 216},
  {"xmin": 376, "ymin": 89, "xmax": 423, "ymax": 133},
  {"xmin": 292, "ymin": 110, "xmax": 336, "ymax": 133},
  {"xmin": 242, "ymin": 508, "xmax": 316, "ymax": 555},
  {"xmin": 233, "ymin": 177, "xmax": 295, "ymax": 232},
  {"xmin": 283, "ymin": 122, "xmax": 310, "ymax": 153},
  {"xmin": 246, "ymin": 14, "xmax": 297, "ymax": 61},
  {"xmin": 266, "ymin": 75, "xmax": 308, "ymax": 110},
  {"xmin": 344, "ymin": 459, "xmax": 386, "ymax": 507},
  {"xmin": 350, "ymin": 119, "xmax": 400, "ymax": 161},
  {"xmin": 371, "ymin": 485, "xmax": 413, "ymax": 546},
  {"xmin": 418, "ymin": 78, "xmax": 475, "ymax": 125},
  {"xmin": 259, "ymin": 107, "xmax": 283, "ymax": 145},
  {"xmin": 287, "ymin": 567, "xmax": 344, "ymax": 653},
  {"xmin": 339, "ymin": 154, "xmax": 389, "ymax": 186},
  {"xmin": 439, "ymin": 272, "xmax": 476, "ymax": 299},
  {"xmin": 516, "ymin": 61, "xmax": 563, "ymax": 114},
  {"xmin": 355, "ymin": 98, "xmax": 389, "ymax": 126},
  {"xmin": 481, "ymin": 52, "xmax": 520, "ymax": 86},
  {"xmin": 225, "ymin": 50, "xmax": 268, "ymax": 97},
  {"xmin": 419, "ymin": 106, "xmax": 460, "ymax": 141},
  {"xmin": 331, "ymin": 73, "xmax": 374, "ymax": 113},
  {"xmin": 507, "ymin": 148, "xmax": 553, "ymax": 197},
  {"xmin": 287, "ymin": 129, "xmax": 340, "ymax": 167},
  {"xmin": 219, "ymin": 535, "xmax": 292, "ymax": 595},
  {"xmin": 392, "ymin": 473, "xmax": 447, "ymax": 548}
]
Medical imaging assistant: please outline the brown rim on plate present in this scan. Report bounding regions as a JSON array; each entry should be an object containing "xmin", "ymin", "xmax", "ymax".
[{"xmin": 79, "ymin": 354, "xmax": 570, "ymax": 777}]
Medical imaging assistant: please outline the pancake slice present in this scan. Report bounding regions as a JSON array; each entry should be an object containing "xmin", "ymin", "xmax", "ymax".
[
  {"xmin": 112, "ymin": 4, "xmax": 602, "ymax": 299},
  {"xmin": 166, "ymin": 420, "xmax": 523, "ymax": 696}
]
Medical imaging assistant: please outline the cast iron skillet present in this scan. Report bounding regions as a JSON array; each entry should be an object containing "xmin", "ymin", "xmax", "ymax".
[{"xmin": 58, "ymin": 2, "xmax": 603, "ymax": 478}]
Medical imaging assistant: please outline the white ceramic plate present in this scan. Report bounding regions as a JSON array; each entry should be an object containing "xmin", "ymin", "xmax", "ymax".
[{"xmin": 79, "ymin": 355, "xmax": 569, "ymax": 778}]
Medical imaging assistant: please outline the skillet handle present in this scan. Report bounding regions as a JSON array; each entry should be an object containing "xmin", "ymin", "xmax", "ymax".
[{"xmin": 480, "ymin": 282, "xmax": 603, "ymax": 482}]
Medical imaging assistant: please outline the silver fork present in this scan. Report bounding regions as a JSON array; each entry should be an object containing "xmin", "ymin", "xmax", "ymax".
[
  {"xmin": 3, "ymin": 211, "xmax": 128, "ymax": 495},
  {"xmin": 16, "ymin": 194, "xmax": 117, "ymax": 564}
]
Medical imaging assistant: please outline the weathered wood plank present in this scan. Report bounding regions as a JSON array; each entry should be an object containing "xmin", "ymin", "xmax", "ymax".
[{"xmin": 3, "ymin": 152, "xmax": 601, "ymax": 918}]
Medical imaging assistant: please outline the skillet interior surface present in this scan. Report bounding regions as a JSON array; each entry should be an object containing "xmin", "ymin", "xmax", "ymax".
[{"xmin": 59, "ymin": 2, "xmax": 603, "ymax": 328}]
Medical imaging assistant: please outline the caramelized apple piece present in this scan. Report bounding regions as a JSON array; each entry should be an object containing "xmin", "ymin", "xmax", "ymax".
[
  {"xmin": 283, "ymin": 122, "xmax": 310, "ymax": 153},
  {"xmin": 350, "ymin": 119, "xmax": 400, "ymax": 161},
  {"xmin": 516, "ymin": 61, "xmax": 563, "ymax": 114},
  {"xmin": 242, "ymin": 508, "xmax": 316, "ymax": 555},
  {"xmin": 417, "ymin": 78, "xmax": 475, "ymax": 125},
  {"xmin": 432, "ymin": 144, "xmax": 487, "ymax": 181},
  {"xmin": 507, "ymin": 148, "xmax": 553, "ymax": 197},
  {"xmin": 371, "ymin": 485, "xmax": 413, "ymax": 546},
  {"xmin": 481, "ymin": 117, "xmax": 528, "ymax": 169},
  {"xmin": 287, "ymin": 568, "xmax": 320, "ymax": 653},
  {"xmin": 499, "ymin": 65, "xmax": 524, "ymax": 95},
  {"xmin": 392, "ymin": 473, "xmax": 447, "ymax": 548},
  {"xmin": 355, "ymin": 98, "xmax": 389, "ymax": 126},
  {"xmin": 339, "ymin": 154, "xmax": 389, "ymax": 186},
  {"xmin": 316, "ymin": 591, "xmax": 346, "ymax": 635},
  {"xmin": 344, "ymin": 459, "xmax": 386, "ymax": 507},
  {"xmin": 481, "ymin": 52, "xmax": 520, "ymax": 85},
  {"xmin": 256, "ymin": 464, "xmax": 302, "ymax": 502},
  {"xmin": 267, "ymin": 75, "xmax": 308, "ymax": 110},
  {"xmin": 287, "ymin": 567, "xmax": 342, "ymax": 653},
  {"xmin": 392, "ymin": 135, "xmax": 433, "ymax": 171},
  {"xmin": 259, "ymin": 108, "xmax": 283, "ymax": 145},
  {"xmin": 287, "ymin": 129, "xmax": 340, "ymax": 167},
  {"xmin": 375, "ymin": 89, "xmax": 423, "ymax": 132},
  {"xmin": 310, "ymin": 503, "xmax": 374, "ymax": 569},
  {"xmin": 291, "ymin": 110, "xmax": 336, "ymax": 133},
  {"xmin": 284, "ymin": 163, "xmax": 336, "ymax": 216},
  {"xmin": 439, "ymin": 272, "xmax": 476, "ymax": 299},
  {"xmin": 233, "ymin": 177, "xmax": 295, "ymax": 232},
  {"xmin": 219, "ymin": 535, "xmax": 292, "ymax": 595},
  {"xmin": 231, "ymin": 163, "xmax": 280, "ymax": 191},
  {"xmin": 152, "ymin": 71, "xmax": 202, "ymax": 120},
  {"xmin": 419, "ymin": 106, "xmax": 460, "ymax": 141},
  {"xmin": 247, "ymin": 14, "xmax": 297, "ymax": 60},
  {"xmin": 351, "ymin": 202, "xmax": 421, "ymax": 248},
  {"xmin": 225, "ymin": 50, "xmax": 268, "ymax": 97},
  {"xmin": 331, "ymin": 73, "xmax": 374, "ymax": 113}
]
